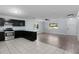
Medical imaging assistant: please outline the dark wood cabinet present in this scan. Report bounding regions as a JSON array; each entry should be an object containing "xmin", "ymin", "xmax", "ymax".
[
  {"xmin": 15, "ymin": 31, "xmax": 37, "ymax": 41},
  {"xmin": 0, "ymin": 18, "xmax": 37, "ymax": 41},
  {"xmin": 0, "ymin": 32, "xmax": 5, "ymax": 41},
  {"xmin": 0, "ymin": 18, "xmax": 25, "ymax": 26},
  {"xmin": 9, "ymin": 19, "xmax": 25, "ymax": 26},
  {"xmin": 0, "ymin": 31, "xmax": 37, "ymax": 41},
  {"xmin": 0, "ymin": 18, "xmax": 5, "ymax": 26}
]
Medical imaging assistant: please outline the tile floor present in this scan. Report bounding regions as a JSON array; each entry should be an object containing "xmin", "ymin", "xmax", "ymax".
[
  {"xmin": 0, "ymin": 38, "xmax": 66, "ymax": 54},
  {"xmin": 0, "ymin": 33, "xmax": 78, "ymax": 54}
]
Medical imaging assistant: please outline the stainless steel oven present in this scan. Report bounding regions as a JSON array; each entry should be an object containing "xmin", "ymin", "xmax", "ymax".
[{"xmin": 4, "ymin": 28, "xmax": 14, "ymax": 41}]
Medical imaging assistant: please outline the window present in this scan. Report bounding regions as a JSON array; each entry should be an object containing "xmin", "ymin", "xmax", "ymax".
[{"xmin": 49, "ymin": 23, "xmax": 58, "ymax": 29}]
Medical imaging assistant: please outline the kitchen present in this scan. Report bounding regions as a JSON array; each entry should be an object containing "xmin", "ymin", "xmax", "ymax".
[{"xmin": 0, "ymin": 5, "xmax": 79, "ymax": 54}]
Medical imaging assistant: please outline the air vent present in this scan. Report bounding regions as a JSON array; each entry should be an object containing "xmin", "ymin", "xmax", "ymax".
[
  {"xmin": 67, "ymin": 14, "xmax": 74, "ymax": 17},
  {"xmin": 45, "ymin": 19, "xmax": 49, "ymax": 21}
]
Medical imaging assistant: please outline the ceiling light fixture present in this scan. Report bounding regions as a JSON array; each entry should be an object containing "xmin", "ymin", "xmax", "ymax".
[{"xmin": 9, "ymin": 8, "xmax": 22, "ymax": 15}]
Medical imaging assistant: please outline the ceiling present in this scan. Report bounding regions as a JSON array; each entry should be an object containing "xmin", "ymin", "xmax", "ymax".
[{"xmin": 0, "ymin": 5, "xmax": 79, "ymax": 19}]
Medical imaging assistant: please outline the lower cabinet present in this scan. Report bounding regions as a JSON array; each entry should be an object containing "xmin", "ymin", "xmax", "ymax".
[
  {"xmin": 15, "ymin": 31, "xmax": 37, "ymax": 41},
  {"xmin": 0, "ymin": 32, "xmax": 5, "ymax": 41},
  {"xmin": 0, "ymin": 31, "xmax": 37, "ymax": 41}
]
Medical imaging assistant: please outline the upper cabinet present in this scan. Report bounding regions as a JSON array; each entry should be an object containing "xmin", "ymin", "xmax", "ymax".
[
  {"xmin": 0, "ymin": 18, "xmax": 25, "ymax": 27},
  {"xmin": 9, "ymin": 19, "xmax": 25, "ymax": 26},
  {"xmin": 0, "ymin": 18, "xmax": 5, "ymax": 26}
]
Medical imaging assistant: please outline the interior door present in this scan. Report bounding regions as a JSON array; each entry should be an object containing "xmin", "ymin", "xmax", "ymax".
[{"xmin": 67, "ymin": 18, "xmax": 77, "ymax": 35}]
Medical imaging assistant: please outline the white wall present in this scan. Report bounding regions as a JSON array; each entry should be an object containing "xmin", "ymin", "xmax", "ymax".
[
  {"xmin": 0, "ymin": 16, "xmax": 78, "ymax": 36},
  {"xmin": 24, "ymin": 19, "xmax": 47, "ymax": 33},
  {"xmin": 25, "ymin": 19, "xmax": 40, "ymax": 32},
  {"xmin": 76, "ymin": 17, "xmax": 79, "ymax": 36},
  {"xmin": 66, "ymin": 18, "xmax": 77, "ymax": 35},
  {"xmin": 38, "ymin": 17, "xmax": 78, "ymax": 35},
  {"xmin": 41, "ymin": 18, "xmax": 67, "ymax": 35}
]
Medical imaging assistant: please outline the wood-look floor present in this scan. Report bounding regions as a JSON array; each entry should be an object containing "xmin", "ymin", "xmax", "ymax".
[{"xmin": 38, "ymin": 33, "xmax": 79, "ymax": 53}]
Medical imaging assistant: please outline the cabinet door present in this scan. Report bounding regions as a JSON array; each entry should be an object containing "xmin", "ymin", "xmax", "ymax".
[
  {"xmin": 0, "ymin": 18, "xmax": 5, "ymax": 26},
  {"xmin": 9, "ymin": 19, "xmax": 25, "ymax": 26},
  {"xmin": 0, "ymin": 32, "xmax": 5, "ymax": 41}
]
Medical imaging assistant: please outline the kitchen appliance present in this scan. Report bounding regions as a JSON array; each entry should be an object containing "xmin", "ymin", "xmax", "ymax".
[
  {"xmin": 4, "ymin": 22, "xmax": 14, "ymax": 41},
  {"xmin": 4, "ymin": 28, "xmax": 14, "ymax": 41}
]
